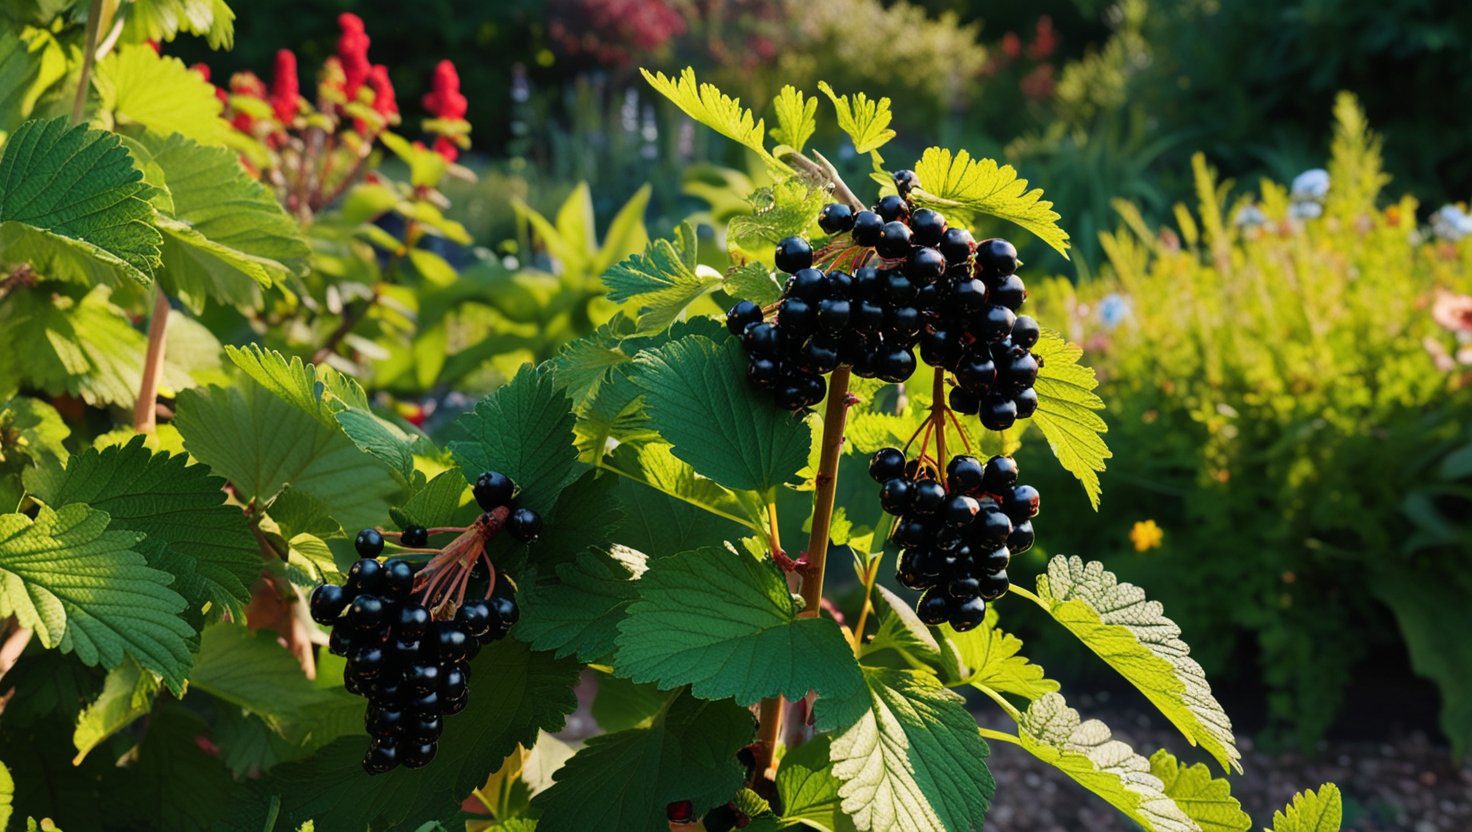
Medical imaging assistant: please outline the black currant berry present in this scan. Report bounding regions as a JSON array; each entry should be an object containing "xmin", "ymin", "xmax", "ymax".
[
  {"xmin": 347, "ymin": 644, "xmax": 386, "ymax": 679},
  {"xmin": 909, "ymin": 208, "xmax": 946, "ymax": 247},
  {"xmin": 1015, "ymin": 387, "xmax": 1039, "ymax": 419},
  {"xmin": 382, "ymin": 558, "xmax": 415, "ymax": 598},
  {"xmin": 852, "ymin": 210, "xmax": 884, "ymax": 246},
  {"xmin": 473, "ymin": 471, "xmax": 515, "ymax": 511},
  {"xmin": 1007, "ymin": 521, "xmax": 1034, "ymax": 554},
  {"xmin": 875, "ymin": 194, "xmax": 910, "ymax": 223},
  {"xmin": 945, "ymin": 455, "xmax": 984, "ymax": 495},
  {"xmin": 826, "ymin": 269, "xmax": 853, "ymax": 298},
  {"xmin": 999, "ymin": 352, "xmax": 1039, "ymax": 389},
  {"xmin": 972, "ymin": 505, "xmax": 1013, "ymax": 548},
  {"xmin": 1005, "ymin": 485, "xmax": 1041, "ymax": 522},
  {"xmin": 980, "ymin": 396, "xmax": 1019, "ymax": 431},
  {"xmin": 455, "ymin": 600, "xmax": 492, "ymax": 638},
  {"xmin": 355, "ymin": 528, "xmax": 385, "ymax": 558},
  {"xmin": 433, "ymin": 623, "xmax": 472, "ymax": 662},
  {"xmin": 348, "ymin": 593, "xmax": 387, "ymax": 628},
  {"xmin": 786, "ymin": 267, "xmax": 828, "ymax": 301},
  {"xmin": 879, "ymin": 477, "xmax": 913, "ymax": 515},
  {"xmin": 948, "ymin": 576, "xmax": 981, "ymax": 598},
  {"xmin": 396, "ymin": 603, "xmax": 431, "ymax": 640},
  {"xmin": 940, "ymin": 227, "xmax": 975, "ymax": 264},
  {"xmin": 366, "ymin": 705, "xmax": 405, "ymax": 736},
  {"xmin": 977, "ymin": 304, "xmax": 1017, "ymax": 343},
  {"xmin": 916, "ymin": 589, "xmax": 949, "ymax": 625},
  {"xmin": 905, "ymin": 247, "xmax": 946, "ymax": 283},
  {"xmin": 743, "ymin": 321, "xmax": 778, "ymax": 355},
  {"xmin": 979, "ymin": 570, "xmax": 1011, "ymax": 601},
  {"xmin": 309, "ymin": 583, "xmax": 348, "ymax": 625},
  {"xmin": 874, "ymin": 345, "xmax": 916, "ymax": 383},
  {"xmin": 976, "ymin": 238, "xmax": 1019, "ymax": 276},
  {"xmin": 774, "ymin": 236, "xmax": 814, "ymax": 273},
  {"xmin": 949, "ymin": 386, "xmax": 981, "ymax": 415},
  {"xmin": 778, "ymin": 297, "xmax": 816, "ymax": 331},
  {"xmin": 952, "ymin": 278, "xmax": 987, "ymax": 312},
  {"xmin": 408, "ymin": 715, "xmax": 443, "ymax": 743},
  {"xmin": 981, "ymin": 544, "xmax": 1012, "ymax": 573},
  {"xmin": 405, "ymin": 662, "xmax": 441, "ymax": 693},
  {"xmin": 875, "ymin": 221, "xmax": 913, "ymax": 259},
  {"xmin": 851, "ymin": 299, "xmax": 885, "ymax": 332},
  {"xmin": 439, "ymin": 664, "xmax": 469, "ymax": 700},
  {"xmin": 955, "ymin": 351, "xmax": 997, "ymax": 392},
  {"xmin": 868, "ymin": 447, "xmax": 906, "ymax": 482},
  {"xmin": 909, "ymin": 479, "xmax": 947, "ymax": 515},
  {"xmin": 1011, "ymin": 315, "xmax": 1040, "ymax": 349},
  {"xmin": 507, "ymin": 507, "xmax": 542, "ymax": 543},
  {"xmin": 980, "ymin": 456, "xmax": 1019, "ymax": 493},
  {"xmin": 944, "ymin": 495, "xmax": 980, "ymax": 528},
  {"xmin": 818, "ymin": 202, "xmax": 855, "ymax": 234},
  {"xmin": 892, "ymin": 169, "xmax": 920, "ymax": 198},
  {"xmin": 487, "ymin": 593, "xmax": 520, "ymax": 637},
  {"xmin": 442, "ymin": 693, "xmax": 468, "ymax": 716},
  {"xmin": 991, "ymin": 274, "xmax": 1027, "ymax": 311},
  {"xmin": 726, "ymin": 300, "xmax": 763, "ymax": 335},
  {"xmin": 399, "ymin": 740, "xmax": 437, "ymax": 769},
  {"xmin": 950, "ymin": 596, "xmax": 987, "ymax": 632},
  {"xmin": 363, "ymin": 743, "xmax": 398, "ymax": 774}
]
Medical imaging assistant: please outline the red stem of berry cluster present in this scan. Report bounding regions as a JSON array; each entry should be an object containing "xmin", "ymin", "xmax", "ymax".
[{"xmin": 411, "ymin": 507, "xmax": 508, "ymax": 618}]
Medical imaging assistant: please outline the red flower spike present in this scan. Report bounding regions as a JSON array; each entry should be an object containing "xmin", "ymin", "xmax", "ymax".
[
  {"xmin": 270, "ymin": 49, "xmax": 300, "ymax": 123},
  {"xmin": 190, "ymin": 63, "xmax": 211, "ymax": 82},
  {"xmin": 336, "ymin": 12, "xmax": 372, "ymax": 99},
  {"xmin": 368, "ymin": 64, "xmax": 398, "ymax": 118},
  {"xmin": 432, "ymin": 135, "xmax": 459, "ymax": 162},
  {"xmin": 229, "ymin": 70, "xmax": 267, "ymax": 99},
  {"xmin": 422, "ymin": 59, "xmax": 467, "ymax": 120}
]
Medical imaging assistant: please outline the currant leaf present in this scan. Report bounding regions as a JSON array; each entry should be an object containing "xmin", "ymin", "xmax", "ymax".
[
  {"xmin": 1031, "ymin": 330, "xmax": 1111, "ymax": 509},
  {"xmin": 641, "ymin": 67, "xmax": 774, "ymax": 164},
  {"xmin": 93, "ymin": 44, "xmax": 227, "ymax": 145},
  {"xmin": 947, "ymin": 606, "xmax": 1059, "ymax": 701},
  {"xmin": 910, "ymin": 146, "xmax": 1071, "ymax": 258},
  {"xmin": 817, "ymin": 82, "xmax": 895, "ymax": 155},
  {"xmin": 771, "ymin": 84, "xmax": 818, "ymax": 152},
  {"xmin": 775, "ymin": 735, "xmax": 856, "ymax": 832},
  {"xmin": 603, "ymin": 222, "xmax": 722, "ymax": 334},
  {"xmin": 1035, "ymin": 555, "xmax": 1240, "ymax": 773},
  {"xmin": 516, "ymin": 545, "xmax": 647, "ymax": 663},
  {"xmin": 1267, "ymin": 784, "xmax": 1343, "ymax": 832},
  {"xmin": 71, "ymin": 659, "xmax": 158, "ymax": 764},
  {"xmin": 1148, "ymin": 750, "xmax": 1251, "ymax": 832}
]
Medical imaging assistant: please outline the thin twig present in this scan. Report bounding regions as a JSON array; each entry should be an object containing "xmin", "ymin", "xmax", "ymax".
[
  {"xmin": 0, "ymin": 620, "xmax": 33, "ymax": 682},
  {"xmin": 798, "ymin": 366, "xmax": 854, "ymax": 616},
  {"xmin": 132, "ymin": 268, "xmax": 171, "ymax": 433},
  {"xmin": 751, "ymin": 502, "xmax": 787, "ymax": 787},
  {"xmin": 70, "ymin": 0, "xmax": 104, "ymax": 125}
]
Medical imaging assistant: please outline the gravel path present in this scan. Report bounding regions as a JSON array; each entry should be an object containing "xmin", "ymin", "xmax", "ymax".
[{"xmin": 979, "ymin": 700, "xmax": 1472, "ymax": 832}]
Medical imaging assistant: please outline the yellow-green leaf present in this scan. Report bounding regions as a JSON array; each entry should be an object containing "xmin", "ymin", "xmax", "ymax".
[
  {"xmin": 1268, "ymin": 784, "xmax": 1342, "ymax": 832},
  {"xmin": 1149, "ymin": 750, "xmax": 1250, "ymax": 832},
  {"xmin": 641, "ymin": 67, "xmax": 773, "ymax": 164},
  {"xmin": 947, "ymin": 607, "xmax": 1059, "ymax": 700},
  {"xmin": 1035, "ymin": 556, "xmax": 1240, "ymax": 773},
  {"xmin": 1018, "ymin": 693, "xmax": 1200, "ymax": 832},
  {"xmin": 93, "ymin": 44, "xmax": 227, "ymax": 145},
  {"xmin": 771, "ymin": 85, "xmax": 817, "ymax": 153},
  {"xmin": 1031, "ymin": 331, "xmax": 1110, "ymax": 509},
  {"xmin": 911, "ymin": 147, "xmax": 1070, "ymax": 257},
  {"xmin": 817, "ymin": 82, "xmax": 895, "ymax": 155}
]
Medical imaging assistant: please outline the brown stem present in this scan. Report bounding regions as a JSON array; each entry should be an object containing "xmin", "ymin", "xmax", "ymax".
[
  {"xmin": 132, "ymin": 286, "xmax": 171, "ymax": 434},
  {"xmin": 799, "ymin": 366, "xmax": 854, "ymax": 617},
  {"xmin": 311, "ymin": 291, "xmax": 376, "ymax": 364},
  {"xmin": 778, "ymin": 150, "xmax": 865, "ymax": 213},
  {"xmin": 0, "ymin": 619, "xmax": 33, "ymax": 682},
  {"xmin": 70, "ymin": 0, "xmax": 104, "ymax": 124},
  {"xmin": 751, "ymin": 501, "xmax": 786, "ymax": 787},
  {"xmin": 932, "ymin": 366, "xmax": 948, "ymax": 466}
]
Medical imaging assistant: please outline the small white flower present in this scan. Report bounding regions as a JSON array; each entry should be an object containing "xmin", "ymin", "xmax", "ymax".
[
  {"xmin": 1430, "ymin": 204, "xmax": 1472, "ymax": 242},
  {"xmin": 1290, "ymin": 168, "xmax": 1331, "ymax": 202},
  {"xmin": 1233, "ymin": 203, "xmax": 1267, "ymax": 228},
  {"xmin": 1098, "ymin": 293, "xmax": 1132, "ymax": 329},
  {"xmin": 1288, "ymin": 200, "xmax": 1323, "ymax": 221}
]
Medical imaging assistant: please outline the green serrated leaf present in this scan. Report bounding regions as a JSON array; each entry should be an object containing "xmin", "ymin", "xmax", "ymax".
[
  {"xmin": 449, "ymin": 364, "xmax": 582, "ymax": 515},
  {"xmin": 128, "ymin": 131, "xmax": 308, "ymax": 310},
  {"xmin": 614, "ymin": 546, "xmax": 863, "ymax": 705},
  {"xmin": 532, "ymin": 692, "xmax": 754, "ymax": 830},
  {"xmin": 391, "ymin": 470, "xmax": 468, "ymax": 529},
  {"xmin": 0, "ymin": 759, "xmax": 10, "ymax": 830},
  {"xmin": 770, "ymin": 85, "xmax": 817, "ymax": 153},
  {"xmin": 552, "ymin": 323, "xmax": 632, "ymax": 404},
  {"xmin": 817, "ymin": 82, "xmax": 895, "ymax": 155},
  {"xmin": 109, "ymin": 702, "xmax": 237, "ymax": 830},
  {"xmin": 813, "ymin": 666, "xmax": 993, "ymax": 832},
  {"xmin": 1267, "ymin": 784, "xmax": 1342, "ymax": 832},
  {"xmin": 1149, "ymin": 750, "xmax": 1251, "ymax": 832},
  {"xmin": 516, "ymin": 545, "xmax": 646, "ymax": 662},
  {"xmin": 0, "ymin": 117, "xmax": 160, "ymax": 285},
  {"xmin": 607, "ymin": 442, "xmax": 759, "ymax": 557},
  {"xmin": 641, "ymin": 67, "xmax": 774, "ymax": 164},
  {"xmin": 123, "ymin": 0, "xmax": 236, "ymax": 49},
  {"xmin": 948, "ymin": 606, "xmax": 1059, "ymax": 700},
  {"xmin": 1035, "ymin": 555, "xmax": 1240, "ymax": 772},
  {"xmin": 775, "ymin": 735, "xmax": 856, "ymax": 832},
  {"xmin": 0, "ymin": 504, "xmax": 194, "ymax": 692},
  {"xmin": 94, "ymin": 44, "xmax": 226, "ymax": 145},
  {"xmin": 862, "ymin": 584, "xmax": 966, "ymax": 683},
  {"xmin": 1031, "ymin": 331, "xmax": 1110, "ymax": 509},
  {"xmin": 71, "ymin": 659, "xmax": 158, "ymax": 764},
  {"xmin": 0, "ymin": 24, "xmax": 66, "ymax": 131},
  {"xmin": 26, "ymin": 436, "xmax": 258, "ymax": 621},
  {"xmin": 632, "ymin": 335, "xmax": 811, "ymax": 494},
  {"xmin": 724, "ymin": 262, "xmax": 783, "ymax": 306},
  {"xmin": 603, "ymin": 223, "xmax": 722, "ymax": 334},
  {"xmin": 1018, "ymin": 693, "xmax": 1200, "ymax": 832},
  {"xmin": 728, "ymin": 179, "xmax": 825, "ymax": 255},
  {"xmin": 228, "ymin": 640, "xmax": 581, "ymax": 832},
  {"xmin": 910, "ymin": 147, "xmax": 1071, "ymax": 258}
]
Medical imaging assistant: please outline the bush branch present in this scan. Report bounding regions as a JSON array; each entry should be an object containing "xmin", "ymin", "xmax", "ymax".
[{"xmin": 132, "ymin": 286, "xmax": 171, "ymax": 434}]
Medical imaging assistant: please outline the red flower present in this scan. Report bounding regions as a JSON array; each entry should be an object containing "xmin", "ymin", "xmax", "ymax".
[
  {"xmin": 270, "ymin": 49, "xmax": 300, "ymax": 123},
  {"xmin": 229, "ymin": 70, "xmax": 267, "ymax": 99},
  {"xmin": 191, "ymin": 63, "xmax": 211, "ymax": 82},
  {"xmin": 432, "ymin": 135, "xmax": 459, "ymax": 162},
  {"xmin": 336, "ymin": 12, "xmax": 372, "ymax": 99},
  {"xmin": 422, "ymin": 60, "xmax": 467, "ymax": 120},
  {"xmin": 1001, "ymin": 31, "xmax": 1021, "ymax": 59},
  {"xmin": 1027, "ymin": 16, "xmax": 1057, "ymax": 61},
  {"xmin": 368, "ymin": 64, "xmax": 397, "ymax": 118}
]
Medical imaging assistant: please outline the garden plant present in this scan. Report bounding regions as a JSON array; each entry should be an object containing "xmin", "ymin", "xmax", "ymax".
[{"xmin": 0, "ymin": 2, "xmax": 1353, "ymax": 831}]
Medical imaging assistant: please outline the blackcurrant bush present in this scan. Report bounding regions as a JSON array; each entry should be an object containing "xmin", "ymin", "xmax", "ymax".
[
  {"xmin": 818, "ymin": 202, "xmax": 855, "ymax": 234},
  {"xmin": 726, "ymin": 300, "xmax": 763, "ymax": 335},
  {"xmin": 508, "ymin": 507, "xmax": 542, "ymax": 542},
  {"xmin": 473, "ymin": 471, "xmax": 515, "ymax": 511},
  {"xmin": 976, "ymin": 238, "xmax": 1019, "ymax": 276},
  {"xmin": 980, "ymin": 456, "xmax": 1019, "ymax": 493},
  {"xmin": 852, "ymin": 210, "xmax": 884, "ymax": 246},
  {"xmin": 875, "ymin": 194, "xmax": 910, "ymax": 223},
  {"xmin": 1011, "ymin": 315, "xmax": 1040, "ymax": 349},
  {"xmin": 774, "ymin": 236, "xmax": 813, "ymax": 273},
  {"xmin": 945, "ymin": 455, "xmax": 984, "ymax": 495},
  {"xmin": 939, "ymin": 227, "xmax": 975, "ymax": 264},
  {"xmin": 916, "ymin": 589, "xmax": 950, "ymax": 625},
  {"xmin": 909, "ymin": 208, "xmax": 946, "ymax": 247},
  {"xmin": 309, "ymin": 583, "xmax": 348, "ymax": 625},
  {"xmin": 892, "ymin": 169, "xmax": 920, "ymax": 198},
  {"xmin": 355, "ymin": 528, "xmax": 385, "ymax": 558},
  {"xmin": 909, "ymin": 479, "xmax": 947, "ymax": 515},
  {"xmin": 875, "ymin": 221, "xmax": 913, "ymax": 258},
  {"xmin": 879, "ymin": 477, "xmax": 913, "ymax": 514},
  {"xmin": 868, "ymin": 447, "xmax": 907, "ymax": 482}
]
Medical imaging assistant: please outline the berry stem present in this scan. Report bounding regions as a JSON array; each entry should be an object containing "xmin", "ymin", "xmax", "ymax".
[
  {"xmin": 798, "ymin": 366, "xmax": 853, "ymax": 617},
  {"xmin": 132, "ymin": 280, "xmax": 172, "ymax": 434},
  {"xmin": 945, "ymin": 407, "xmax": 974, "ymax": 454},
  {"xmin": 931, "ymin": 367, "xmax": 949, "ymax": 466}
]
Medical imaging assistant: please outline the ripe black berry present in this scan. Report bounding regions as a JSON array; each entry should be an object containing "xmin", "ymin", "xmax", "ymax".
[
  {"xmin": 979, "ymin": 570, "xmax": 1010, "ymax": 601},
  {"xmin": 774, "ymin": 236, "xmax": 814, "ymax": 273},
  {"xmin": 400, "ymin": 525, "xmax": 429, "ymax": 548},
  {"xmin": 874, "ymin": 345, "xmax": 916, "ymax": 383},
  {"xmin": 980, "ymin": 396, "xmax": 1018, "ymax": 431},
  {"xmin": 473, "ymin": 471, "xmax": 515, "ymax": 511},
  {"xmin": 981, "ymin": 456, "xmax": 1019, "ymax": 493},
  {"xmin": 976, "ymin": 238, "xmax": 1019, "ymax": 276},
  {"xmin": 399, "ymin": 740, "xmax": 437, "ymax": 769},
  {"xmin": 1015, "ymin": 387, "xmax": 1039, "ymax": 418},
  {"xmin": 940, "ymin": 227, "xmax": 974, "ymax": 264},
  {"xmin": 852, "ymin": 210, "xmax": 884, "ymax": 246},
  {"xmin": 1011, "ymin": 315, "xmax": 1040, "ymax": 349},
  {"xmin": 909, "ymin": 479, "xmax": 947, "ymax": 515},
  {"xmin": 905, "ymin": 247, "xmax": 946, "ymax": 282},
  {"xmin": 507, "ymin": 507, "xmax": 543, "ymax": 542},
  {"xmin": 869, "ymin": 447, "xmax": 906, "ymax": 482},
  {"xmin": 382, "ymin": 558, "xmax": 415, "ymax": 598},
  {"xmin": 347, "ymin": 557, "xmax": 382, "ymax": 591},
  {"xmin": 818, "ymin": 202, "xmax": 855, "ymax": 234},
  {"xmin": 945, "ymin": 455, "xmax": 984, "ymax": 495},
  {"xmin": 875, "ymin": 194, "xmax": 910, "ymax": 223},
  {"xmin": 880, "ymin": 477, "xmax": 913, "ymax": 514},
  {"xmin": 363, "ymin": 743, "xmax": 397, "ymax": 774},
  {"xmin": 816, "ymin": 298, "xmax": 851, "ymax": 333},
  {"xmin": 309, "ymin": 583, "xmax": 348, "ymax": 625},
  {"xmin": 916, "ymin": 589, "xmax": 949, "ymax": 625},
  {"xmin": 349, "ymin": 594, "xmax": 388, "ymax": 628},
  {"xmin": 355, "ymin": 528, "xmax": 385, "ymax": 558},
  {"xmin": 991, "ymin": 274, "xmax": 1027, "ymax": 311},
  {"xmin": 726, "ymin": 300, "xmax": 763, "ymax": 335},
  {"xmin": 950, "ymin": 596, "xmax": 987, "ymax": 631},
  {"xmin": 909, "ymin": 208, "xmax": 946, "ymax": 247},
  {"xmin": 892, "ymin": 169, "xmax": 920, "ymax": 198},
  {"xmin": 1005, "ymin": 485, "xmax": 1041, "ymax": 522},
  {"xmin": 875, "ymin": 221, "xmax": 912, "ymax": 258}
]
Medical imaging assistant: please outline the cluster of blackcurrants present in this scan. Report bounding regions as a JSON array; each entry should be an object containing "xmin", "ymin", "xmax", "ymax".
[
  {"xmin": 869, "ymin": 448, "xmax": 1039, "ymax": 631},
  {"xmin": 666, "ymin": 800, "xmax": 749, "ymax": 831},
  {"xmin": 305, "ymin": 470, "xmax": 536, "ymax": 775},
  {"xmin": 725, "ymin": 170, "xmax": 1043, "ymax": 429}
]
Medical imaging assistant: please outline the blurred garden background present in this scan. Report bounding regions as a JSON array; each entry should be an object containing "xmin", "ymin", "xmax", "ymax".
[{"xmin": 6, "ymin": 0, "xmax": 1469, "ymax": 828}]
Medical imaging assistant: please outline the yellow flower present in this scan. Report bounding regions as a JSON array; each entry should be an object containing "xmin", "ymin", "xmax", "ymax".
[{"xmin": 1129, "ymin": 519, "xmax": 1164, "ymax": 552}]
